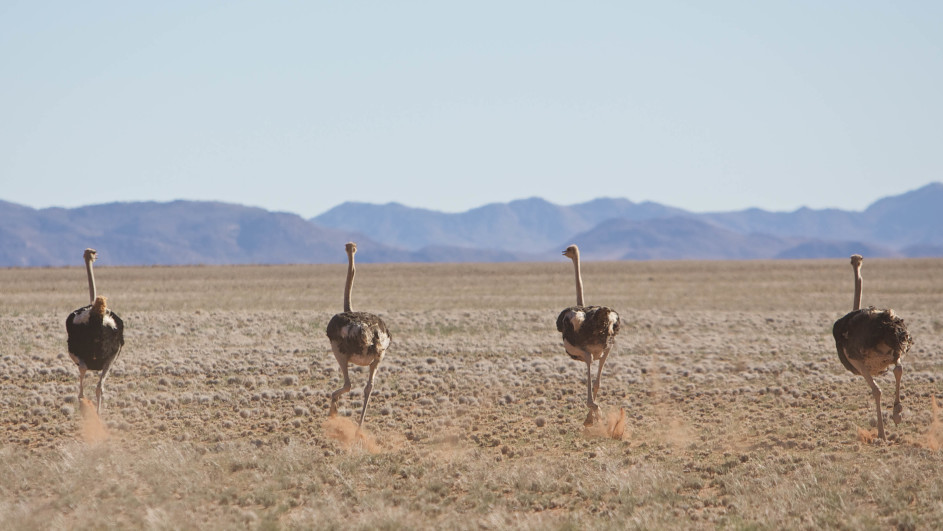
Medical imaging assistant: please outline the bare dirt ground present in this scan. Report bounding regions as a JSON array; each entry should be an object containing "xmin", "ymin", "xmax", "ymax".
[{"xmin": 1, "ymin": 258, "xmax": 942, "ymax": 529}]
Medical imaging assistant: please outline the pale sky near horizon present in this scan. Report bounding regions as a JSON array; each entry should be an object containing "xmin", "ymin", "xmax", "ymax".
[{"xmin": 2, "ymin": 1, "xmax": 941, "ymax": 218}]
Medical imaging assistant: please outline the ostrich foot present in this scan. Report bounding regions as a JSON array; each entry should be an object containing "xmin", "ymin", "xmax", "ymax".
[
  {"xmin": 328, "ymin": 401, "xmax": 338, "ymax": 418},
  {"xmin": 584, "ymin": 405, "xmax": 601, "ymax": 427},
  {"xmin": 892, "ymin": 402, "xmax": 903, "ymax": 425}
]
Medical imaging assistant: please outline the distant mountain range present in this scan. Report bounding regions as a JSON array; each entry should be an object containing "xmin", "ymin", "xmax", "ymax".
[
  {"xmin": 313, "ymin": 183, "xmax": 943, "ymax": 262},
  {"xmin": 2, "ymin": 183, "xmax": 941, "ymax": 266}
]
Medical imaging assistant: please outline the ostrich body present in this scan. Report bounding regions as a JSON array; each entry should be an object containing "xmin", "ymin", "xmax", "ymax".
[
  {"xmin": 832, "ymin": 254, "xmax": 912, "ymax": 440},
  {"xmin": 556, "ymin": 244, "xmax": 620, "ymax": 426},
  {"xmin": 65, "ymin": 248, "xmax": 125, "ymax": 413},
  {"xmin": 325, "ymin": 242, "xmax": 392, "ymax": 427}
]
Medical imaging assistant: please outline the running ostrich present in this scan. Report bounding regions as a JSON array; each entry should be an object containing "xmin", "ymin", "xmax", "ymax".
[
  {"xmin": 326, "ymin": 242, "xmax": 392, "ymax": 427},
  {"xmin": 833, "ymin": 254, "xmax": 913, "ymax": 440},
  {"xmin": 66, "ymin": 248, "xmax": 125, "ymax": 413},
  {"xmin": 556, "ymin": 244, "xmax": 621, "ymax": 426}
]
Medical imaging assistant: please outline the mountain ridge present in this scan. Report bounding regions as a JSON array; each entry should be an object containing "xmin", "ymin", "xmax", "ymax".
[{"xmin": 2, "ymin": 183, "xmax": 940, "ymax": 266}]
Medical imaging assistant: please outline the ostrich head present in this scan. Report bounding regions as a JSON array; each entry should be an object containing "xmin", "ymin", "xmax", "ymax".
[
  {"xmin": 850, "ymin": 254, "xmax": 863, "ymax": 268},
  {"xmin": 563, "ymin": 244, "xmax": 584, "ymax": 306},
  {"xmin": 562, "ymin": 244, "xmax": 579, "ymax": 260},
  {"xmin": 346, "ymin": 242, "xmax": 358, "ymax": 256},
  {"xmin": 84, "ymin": 248, "xmax": 98, "ymax": 263}
]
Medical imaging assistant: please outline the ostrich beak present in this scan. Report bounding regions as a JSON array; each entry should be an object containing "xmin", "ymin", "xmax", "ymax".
[{"xmin": 561, "ymin": 250, "xmax": 567, "ymax": 255}]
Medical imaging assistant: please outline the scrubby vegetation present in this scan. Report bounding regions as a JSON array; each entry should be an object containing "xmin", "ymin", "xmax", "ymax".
[{"xmin": 1, "ymin": 259, "xmax": 942, "ymax": 529}]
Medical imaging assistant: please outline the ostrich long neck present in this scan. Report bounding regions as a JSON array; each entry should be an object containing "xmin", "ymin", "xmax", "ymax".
[
  {"xmin": 343, "ymin": 252, "xmax": 355, "ymax": 312},
  {"xmin": 85, "ymin": 256, "xmax": 97, "ymax": 305},
  {"xmin": 572, "ymin": 255, "xmax": 584, "ymax": 306},
  {"xmin": 852, "ymin": 263, "xmax": 862, "ymax": 311}
]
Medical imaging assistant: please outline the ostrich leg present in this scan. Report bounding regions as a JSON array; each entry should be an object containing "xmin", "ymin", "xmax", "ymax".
[
  {"xmin": 95, "ymin": 356, "xmax": 116, "ymax": 413},
  {"xmin": 864, "ymin": 373, "xmax": 885, "ymax": 440},
  {"xmin": 892, "ymin": 363, "xmax": 903, "ymax": 425},
  {"xmin": 329, "ymin": 353, "xmax": 351, "ymax": 417},
  {"xmin": 593, "ymin": 346, "xmax": 612, "ymax": 401},
  {"xmin": 78, "ymin": 364, "xmax": 87, "ymax": 401},
  {"xmin": 358, "ymin": 359, "xmax": 380, "ymax": 428},
  {"xmin": 583, "ymin": 357, "xmax": 600, "ymax": 426},
  {"xmin": 850, "ymin": 359, "xmax": 885, "ymax": 440}
]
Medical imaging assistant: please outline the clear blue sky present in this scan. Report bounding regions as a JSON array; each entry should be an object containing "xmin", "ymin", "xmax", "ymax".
[{"xmin": 2, "ymin": 1, "xmax": 941, "ymax": 218}]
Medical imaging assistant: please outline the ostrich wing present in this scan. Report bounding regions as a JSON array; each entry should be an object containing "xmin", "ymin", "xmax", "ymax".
[
  {"xmin": 327, "ymin": 311, "xmax": 391, "ymax": 358},
  {"xmin": 833, "ymin": 308, "xmax": 912, "ymax": 375},
  {"xmin": 557, "ymin": 305, "xmax": 620, "ymax": 349}
]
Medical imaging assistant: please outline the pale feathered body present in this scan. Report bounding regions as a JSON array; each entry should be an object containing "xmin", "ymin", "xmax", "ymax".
[{"xmin": 326, "ymin": 311, "xmax": 391, "ymax": 367}]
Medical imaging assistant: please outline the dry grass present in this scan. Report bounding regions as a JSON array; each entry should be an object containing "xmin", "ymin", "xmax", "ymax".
[{"xmin": 1, "ymin": 259, "xmax": 942, "ymax": 529}]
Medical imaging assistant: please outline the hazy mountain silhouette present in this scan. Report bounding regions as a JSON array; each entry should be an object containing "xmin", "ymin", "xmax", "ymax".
[
  {"xmin": 313, "ymin": 197, "xmax": 686, "ymax": 254},
  {"xmin": 315, "ymin": 183, "xmax": 943, "ymax": 261},
  {"xmin": 565, "ymin": 217, "xmax": 800, "ymax": 261},
  {"xmin": 1, "ymin": 183, "xmax": 940, "ymax": 266},
  {"xmin": 694, "ymin": 183, "xmax": 943, "ymax": 248},
  {"xmin": 0, "ymin": 200, "xmax": 408, "ymax": 266}
]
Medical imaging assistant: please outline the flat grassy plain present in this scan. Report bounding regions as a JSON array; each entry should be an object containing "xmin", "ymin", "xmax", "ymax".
[{"xmin": 1, "ymin": 258, "xmax": 942, "ymax": 529}]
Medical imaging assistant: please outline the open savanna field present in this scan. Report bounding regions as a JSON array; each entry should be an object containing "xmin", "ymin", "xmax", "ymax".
[{"xmin": 1, "ymin": 258, "xmax": 943, "ymax": 529}]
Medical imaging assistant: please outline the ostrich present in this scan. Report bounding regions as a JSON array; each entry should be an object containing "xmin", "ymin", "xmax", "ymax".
[
  {"xmin": 833, "ymin": 254, "xmax": 912, "ymax": 440},
  {"xmin": 325, "ymin": 242, "xmax": 392, "ymax": 427},
  {"xmin": 65, "ymin": 248, "xmax": 125, "ymax": 413},
  {"xmin": 556, "ymin": 244, "xmax": 621, "ymax": 426}
]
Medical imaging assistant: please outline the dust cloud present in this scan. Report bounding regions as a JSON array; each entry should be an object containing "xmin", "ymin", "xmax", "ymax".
[
  {"xmin": 585, "ymin": 408, "xmax": 627, "ymax": 440},
  {"xmin": 857, "ymin": 397, "xmax": 943, "ymax": 449},
  {"xmin": 856, "ymin": 427, "xmax": 877, "ymax": 444},
  {"xmin": 909, "ymin": 396, "xmax": 943, "ymax": 451},
  {"xmin": 926, "ymin": 397, "xmax": 943, "ymax": 451},
  {"xmin": 322, "ymin": 416, "xmax": 381, "ymax": 453},
  {"xmin": 78, "ymin": 398, "xmax": 109, "ymax": 443}
]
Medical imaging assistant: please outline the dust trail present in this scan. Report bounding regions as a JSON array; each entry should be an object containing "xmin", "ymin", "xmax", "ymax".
[
  {"xmin": 856, "ymin": 427, "xmax": 876, "ymax": 444},
  {"xmin": 857, "ymin": 397, "xmax": 943, "ymax": 448},
  {"xmin": 584, "ymin": 408, "xmax": 627, "ymax": 440},
  {"xmin": 608, "ymin": 408, "xmax": 626, "ymax": 439},
  {"xmin": 632, "ymin": 355, "xmax": 695, "ymax": 449},
  {"xmin": 907, "ymin": 396, "xmax": 943, "ymax": 450},
  {"xmin": 78, "ymin": 398, "xmax": 109, "ymax": 443},
  {"xmin": 926, "ymin": 397, "xmax": 943, "ymax": 450},
  {"xmin": 322, "ymin": 416, "xmax": 381, "ymax": 453},
  {"xmin": 662, "ymin": 417, "xmax": 695, "ymax": 449}
]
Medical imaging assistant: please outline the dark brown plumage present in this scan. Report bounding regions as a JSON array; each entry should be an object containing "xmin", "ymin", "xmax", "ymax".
[
  {"xmin": 833, "ymin": 307, "xmax": 912, "ymax": 376},
  {"xmin": 558, "ymin": 245, "xmax": 621, "ymax": 427},
  {"xmin": 326, "ymin": 242, "xmax": 392, "ymax": 427},
  {"xmin": 832, "ymin": 254, "xmax": 912, "ymax": 440},
  {"xmin": 67, "ymin": 298, "xmax": 124, "ymax": 372},
  {"xmin": 326, "ymin": 312, "xmax": 391, "ymax": 365},
  {"xmin": 556, "ymin": 306, "xmax": 621, "ymax": 362}
]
